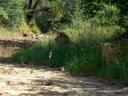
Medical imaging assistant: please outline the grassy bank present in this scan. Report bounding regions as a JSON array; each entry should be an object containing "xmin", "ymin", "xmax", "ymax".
[{"xmin": 2, "ymin": 20, "xmax": 127, "ymax": 84}]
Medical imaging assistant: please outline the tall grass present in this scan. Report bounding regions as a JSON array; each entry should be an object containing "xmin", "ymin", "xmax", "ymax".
[
  {"xmin": 7, "ymin": 19, "xmax": 128, "ymax": 84},
  {"xmin": 6, "ymin": 24, "xmax": 128, "ymax": 84},
  {"xmin": 10, "ymin": 39, "xmax": 54, "ymax": 65}
]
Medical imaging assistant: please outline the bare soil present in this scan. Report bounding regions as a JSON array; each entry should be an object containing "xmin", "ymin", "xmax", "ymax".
[{"xmin": 0, "ymin": 34, "xmax": 128, "ymax": 96}]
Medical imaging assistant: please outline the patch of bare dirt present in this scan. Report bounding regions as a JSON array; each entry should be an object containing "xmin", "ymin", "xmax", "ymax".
[
  {"xmin": 0, "ymin": 32, "xmax": 52, "ymax": 57},
  {"xmin": 0, "ymin": 33, "xmax": 34, "ymax": 57}
]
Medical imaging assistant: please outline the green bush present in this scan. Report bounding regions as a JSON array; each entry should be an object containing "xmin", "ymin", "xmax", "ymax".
[
  {"xmin": 34, "ymin": 0, "xmax": 82, "ymax": 32},
  {"xmin": 0, "ymin": 0, "xmax": 24, "ymax": 28},
  {"xmin": 83, "ymin": 2, "xmax": 120, "ymax": 26}
]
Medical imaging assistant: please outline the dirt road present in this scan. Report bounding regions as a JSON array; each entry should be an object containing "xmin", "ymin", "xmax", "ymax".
[{"xmin": 0, "ymin": 64, "xmax": 128, "ymax": 96}]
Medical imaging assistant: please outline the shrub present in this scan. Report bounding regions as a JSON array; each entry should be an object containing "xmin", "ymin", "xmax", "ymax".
[
  {"xmin": 0, "ymin": 0, "xmax": 24, "ymax": 28},
  {"xmin": 83, "ymin": 2, "xmax": 120, "ymax": 26}
]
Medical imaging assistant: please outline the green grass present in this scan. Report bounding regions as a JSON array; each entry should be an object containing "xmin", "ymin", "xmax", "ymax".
[{"xmin": 3, "ymin": 18, "xmax": 128, "ymax": 84}]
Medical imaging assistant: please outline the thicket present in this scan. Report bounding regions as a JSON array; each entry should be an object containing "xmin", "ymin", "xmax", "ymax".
[
  {"xmin": 0, "ymin": 0, "xmax": 24, "ymax": 28},
  {"xmin": 0, "ymin": 0, "xmax": 127, "ymax": 32}
]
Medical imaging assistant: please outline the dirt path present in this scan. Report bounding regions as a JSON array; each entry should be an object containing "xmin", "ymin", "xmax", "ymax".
[
  {"xmin": 0, "ymin": 35, "xmax": 128, "ymax": 96},
  {"xmin": 0, "ymin": 64, "xmax": 128, "ymax": 96}
]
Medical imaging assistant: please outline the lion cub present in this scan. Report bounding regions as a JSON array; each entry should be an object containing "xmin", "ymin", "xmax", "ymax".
[
  {"xmin": 55, "ymin": 32, "xmax": 70, "ymax": 46},
  {"xmin": 102, "ymin": 43, "xmax": 120, "ymax": 64}
]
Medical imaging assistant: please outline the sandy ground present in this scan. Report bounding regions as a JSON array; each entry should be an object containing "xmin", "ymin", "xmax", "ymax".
[
  {"xmin": 0, "ymin": 34, "xmax": 128, "ymax": 96},
  {"xmin": 0, "ymin": 64, "xmax": 128, "ymax": 96}
]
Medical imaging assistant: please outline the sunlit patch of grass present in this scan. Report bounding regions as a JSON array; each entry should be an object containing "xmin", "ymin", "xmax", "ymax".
[{"xmin": 0, "ymin": 26, "xmax": 21, "ymax": 38}]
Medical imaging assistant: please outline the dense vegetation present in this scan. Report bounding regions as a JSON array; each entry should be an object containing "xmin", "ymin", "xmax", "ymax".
[{"xmin": 0, "ymin": 0, "xmax": 128, "ymax": 84}]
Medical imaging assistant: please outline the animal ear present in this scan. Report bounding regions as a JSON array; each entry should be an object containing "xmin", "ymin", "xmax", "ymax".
[
  {"xmin": 110, "ymin": 45, "xmax": 114, "ymax": 48},
  {"xmin": 60, "ymin": 33, "xmax": 63, "ymax": 37}
]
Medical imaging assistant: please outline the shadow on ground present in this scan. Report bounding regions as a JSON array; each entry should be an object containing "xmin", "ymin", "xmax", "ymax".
[
  {"xmin": 0, "ymin": 39, "xmax": 35, "ymax": 63},
  {"xmin": 0, "ymin": 39, "xmax": 34, "ymax": 48}
]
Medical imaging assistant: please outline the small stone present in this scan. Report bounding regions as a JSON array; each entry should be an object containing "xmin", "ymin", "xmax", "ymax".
[{"xmin": 45, "ymin": 79, "xmax": 54, "ymax": 86}]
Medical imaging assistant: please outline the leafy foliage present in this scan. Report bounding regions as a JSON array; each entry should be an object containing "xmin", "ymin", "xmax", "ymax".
[{"xmin": 0, "ymin": 0, "xmax": 24, "ymax": 28}]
